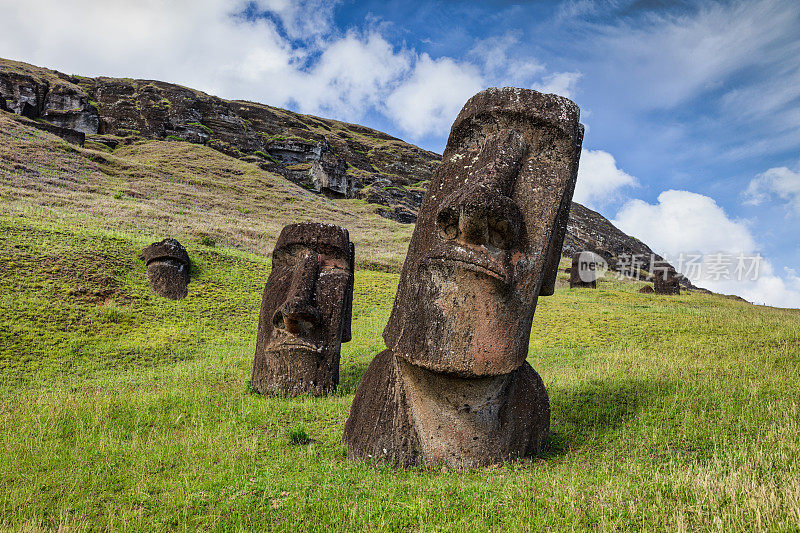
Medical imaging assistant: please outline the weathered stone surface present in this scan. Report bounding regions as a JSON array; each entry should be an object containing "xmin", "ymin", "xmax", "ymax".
[
  {"xmin": 0, "ymin": 63, "xmax": 99, "ymax": 134},
  {"xmin": 570, "ymin": 251, "xmax": 600, "ymax": 289},
  {"xmin": 251, "ymin": 223, "xmax": 355, "ymax": 396},
  {"xmin": 139, "ymin": 238, "xmax": 191, "ymax": 300},
  {"xmin": 344, "ymin": 87, "xmax": 584, "ymax": 467},
  {"xmin": 10, "ymin": 114, "xmax": 85, "ymax": 145},
  {"xmin": 344, "ymin": 350, "xmax": 549, "ymax": 467}
]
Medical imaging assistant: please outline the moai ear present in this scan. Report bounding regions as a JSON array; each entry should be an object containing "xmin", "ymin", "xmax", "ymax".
[
  {"xmin": 539, "ymin": 197, "xmax": 573, "ymax": 296},
  {"xmin": 341, "ymin": 241, "xmax": 355, "ymax": 343}
]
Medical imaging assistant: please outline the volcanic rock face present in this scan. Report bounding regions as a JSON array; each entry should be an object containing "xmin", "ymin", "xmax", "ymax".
[
  {"xmin": 251, "ymin": 223, "xmax": 355, "ymax": 397},
  {"xmin": 140, "ymin": 239, "xmax": 191, "ymax": 300},
  {"xmin": 344, "ymin": 88, "xmax": 584, "ymax": 467},
  {"xmin": 0, "ymin": 58, "xmax": 439, "ymax": 201},
  {"xmin": 570, "ymin": 251, "xmax": 599, "ymax": 289}
]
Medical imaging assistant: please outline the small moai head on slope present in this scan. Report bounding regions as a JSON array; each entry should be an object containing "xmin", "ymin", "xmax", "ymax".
[
  {"xmin": 251, "ymin": 223, "xmax": 355, "ymax": 396},
  {"xmin": 383, "ymin": 88, "xmax": 584, "ymax": 377},
  {"xmin": 139, "ymin": 238, "xmax": 191, "ymax": 300},
  {"xmin": 570, "ymin": 251, "xmax": 604, "ymax": 288}
]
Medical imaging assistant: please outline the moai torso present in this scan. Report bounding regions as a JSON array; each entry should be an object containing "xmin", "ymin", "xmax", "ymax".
[
  {"xmin": 251, "ymin": 223, "xmax": 354, "ymax": 396},
  {"xmin": 140, "ymin": 238, "xmax": 191, "ymax": 300},
  {"xmin": 344, "ymin": 87, "xmax": 584, "ymax": 467}
]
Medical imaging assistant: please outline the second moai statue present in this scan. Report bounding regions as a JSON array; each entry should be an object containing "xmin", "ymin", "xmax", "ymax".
[
  {"xmin": 140, "ymin": 238, "xmax": 191, "ymax": 300},
  {"xmin": 343, "ymin": 87, "xmax": 584, "ymax": 467},
  {"xmin": 251, "ymin": 223, "xmax": 355, "ymax": 396},
  {"xmin": 569, "ymin": 251, "xmax": 600, "ymax": 288}
]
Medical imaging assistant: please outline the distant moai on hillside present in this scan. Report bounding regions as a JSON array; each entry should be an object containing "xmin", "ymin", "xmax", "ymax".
[
  {"xmin": 652, "ymin": 260, "xmax": 681, "ymax": 295},
  {"xmin": 570, "ymin": 251, "xmax": 601, "ymax": 288},
  {"xmin": 343, "ymin": 87, "xmax": 584, "ymax": 468},
  {"xmin": 251, "ymin": 223, "xmax": 355, "ymax": 397},
  {"xmin": 140, "ymin": 238, "xmax": 191, "ymax": 300}
]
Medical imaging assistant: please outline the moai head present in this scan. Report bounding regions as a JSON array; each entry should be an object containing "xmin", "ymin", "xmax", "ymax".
[
  {"xmin": 570, "ymin": 251, "xmax": 603, "ymax": 288},
  {"xmin": 140, "ymin": 238, "xmax": 191, "ymax": 300},
  {"xmin": 654, "ymin": 269, "xmax": 681, "ymax": 295},
  {"xmin": 384, "ymin": 88, "xmax": 584, "ymax": 376},
  {"xmin": 251, "ymin": 223, "xmax": 355, "ymax": 396}
]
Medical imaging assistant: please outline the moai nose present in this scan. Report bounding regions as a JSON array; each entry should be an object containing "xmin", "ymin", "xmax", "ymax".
[
  {"xmin": 272, "ymin": 253, "xmax": 321, "ymax": 336},
  {"xmin": 436, "ymin": 193, "xmax": 521, "ymax": 250}
]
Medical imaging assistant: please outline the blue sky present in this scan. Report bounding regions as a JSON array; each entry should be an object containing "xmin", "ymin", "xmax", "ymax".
[{"xmin": 1, "ymin": 0, "xmax": 799, "ymax": 306}]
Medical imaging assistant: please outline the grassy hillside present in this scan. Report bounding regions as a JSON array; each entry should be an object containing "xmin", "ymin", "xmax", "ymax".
[
  {"xmin": 0, "ymin": 113, "xmax": 413, "ymax": 272},
  {"xmin": 1, "ymin": 114, "xmax": 800, "ymax": 530}
]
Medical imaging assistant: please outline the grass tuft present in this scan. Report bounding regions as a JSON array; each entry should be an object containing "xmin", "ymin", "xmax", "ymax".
[{"xmin": 285, "ymin": 422, "xmax": 310, "ymax": 445}]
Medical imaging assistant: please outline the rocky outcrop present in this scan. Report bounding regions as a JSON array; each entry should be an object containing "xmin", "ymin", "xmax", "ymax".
[
  {"xmin": 12, "ymin": 115, "xmax": 85, "ymax": 146},
  {"xmin": 0, "ymin": 62, "xmax": 99, "ymax": 134},
  {"xmin": 0, "ymin": 58, "xmax": 438, "ymax": 201}
]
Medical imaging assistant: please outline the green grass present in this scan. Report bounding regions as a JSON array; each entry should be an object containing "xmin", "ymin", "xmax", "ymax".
[
  {"xmin": 0, "ymin": 213, "xmax": 799, "ymax": 531},
  {"xmin": 1, "ymin": 110, "xmax": 799, "ymax": 530}
]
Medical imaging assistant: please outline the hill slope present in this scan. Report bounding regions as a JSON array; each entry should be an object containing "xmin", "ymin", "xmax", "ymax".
[
  {"xmin": 1, "ymin": 202, "xmax": 798, "ymax": 530},
  {"xmin": 1, "ymin": 57, "xmax": 692, "ymax": 287},
  {"xmin": 2, "ymin": 59, "xmax": 799, "ymax": 532}
]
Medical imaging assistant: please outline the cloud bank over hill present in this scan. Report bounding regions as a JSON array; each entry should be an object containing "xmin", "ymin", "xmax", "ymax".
[{"xmin": 614, "ymin": 190, "xmax": 800, "ymax": 308}]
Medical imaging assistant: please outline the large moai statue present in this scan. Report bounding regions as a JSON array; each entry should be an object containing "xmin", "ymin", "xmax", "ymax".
[
  {"xmin": 344, "ymin": 88, "xmax": 583, "ymax": 467},
  {"xmin": 140, "ymin": 238, "xmax": 191, "ymax": 300},
  {"xmin": 569, "ymin": 251, "xmax": 600, "ymax": 289},
  {"xmin": 251, "ymin": 223, "xmax": 355, "ymax": 396}
]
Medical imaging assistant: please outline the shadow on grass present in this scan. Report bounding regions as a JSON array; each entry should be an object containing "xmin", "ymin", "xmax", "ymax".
[{"xmin": 543, "ymin": 377, "xmax": 676, "ymax": 457}]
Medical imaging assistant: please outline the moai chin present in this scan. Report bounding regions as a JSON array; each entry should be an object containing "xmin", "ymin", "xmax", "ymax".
[
  {"xmin": 570, "ymin": 251, "xmax": 600, "ymax": 289},
  {"xmin": 140, "ymin": 238, "xmax": 191, "ymax": 300},
  {"xmin": 344, "ymin": 87, "xmax": 584, "ymax": 467},
  {"xmin": 251, "ymin": 223, "xmax": 355, "ymax": 396}
]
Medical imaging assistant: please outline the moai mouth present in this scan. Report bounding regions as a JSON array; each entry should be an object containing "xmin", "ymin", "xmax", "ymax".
[
  {"xmin": 251, "ymin": 223, "xmax": 355, "ymax": 397},
  {"xmin": 344, "ymin": 87, "xmax": 584, "ymax": 467}
]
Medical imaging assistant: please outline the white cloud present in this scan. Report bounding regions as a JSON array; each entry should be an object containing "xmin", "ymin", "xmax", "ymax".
[
  {"xmin": 384, "ymin": 54, "xmax": 484, "ymax": 139},
  {"xmin": 574, "ymin": 149, "xmax": 637, "ymax": 209},
  {"xmin": 613, "ymin": 190, "xmax": 756, "ymax": 255},
  {"xmin": 612, "ymin": 190, "xmax": 800, "ymax": 308},
  {"xmin": 0, "ymin": 0, "xmax": 581, "ymax": 141},
  {"xmin": 250, "ymin": 0, "xmax": 339, "ymax": 40},
  {"xmin": 592, "ymin": 0, "xmax": 800, "ymax": 109},
  {"xmin": 297, "ymin": 31, "xmax": 412, "ymax": 117},
  {"xmin": 468, "ymin": 32, "xmax": 544, "ymax": 85},
  {"xmin": 533, "ymin": 71, "xmax": 582, "ymax": 99},
  {"xmin": 744, "ymin": 162, "xmax": 800, "ymax": 215}
]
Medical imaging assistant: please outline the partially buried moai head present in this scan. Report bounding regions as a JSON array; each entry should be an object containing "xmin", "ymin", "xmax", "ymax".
[
  {"xmin": 384, "ymin": 88, "xmax": 583, "ymax": 376},
  {"xmin": 140, "ymin": 238, "xmax": 191, "ymax": 300},
  {"xmin": 251, "ymin": 223, "xmax": 355, "ymax": 396}
]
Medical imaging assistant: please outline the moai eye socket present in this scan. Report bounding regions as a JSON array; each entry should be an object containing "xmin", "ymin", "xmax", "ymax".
[
  {"xmin": 488, "ymin": 218, "xmax": 513, "ymax": 250},
  {"xmin": 437, "ymin": 207, "xmax": 460, "ymax": 240}
]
